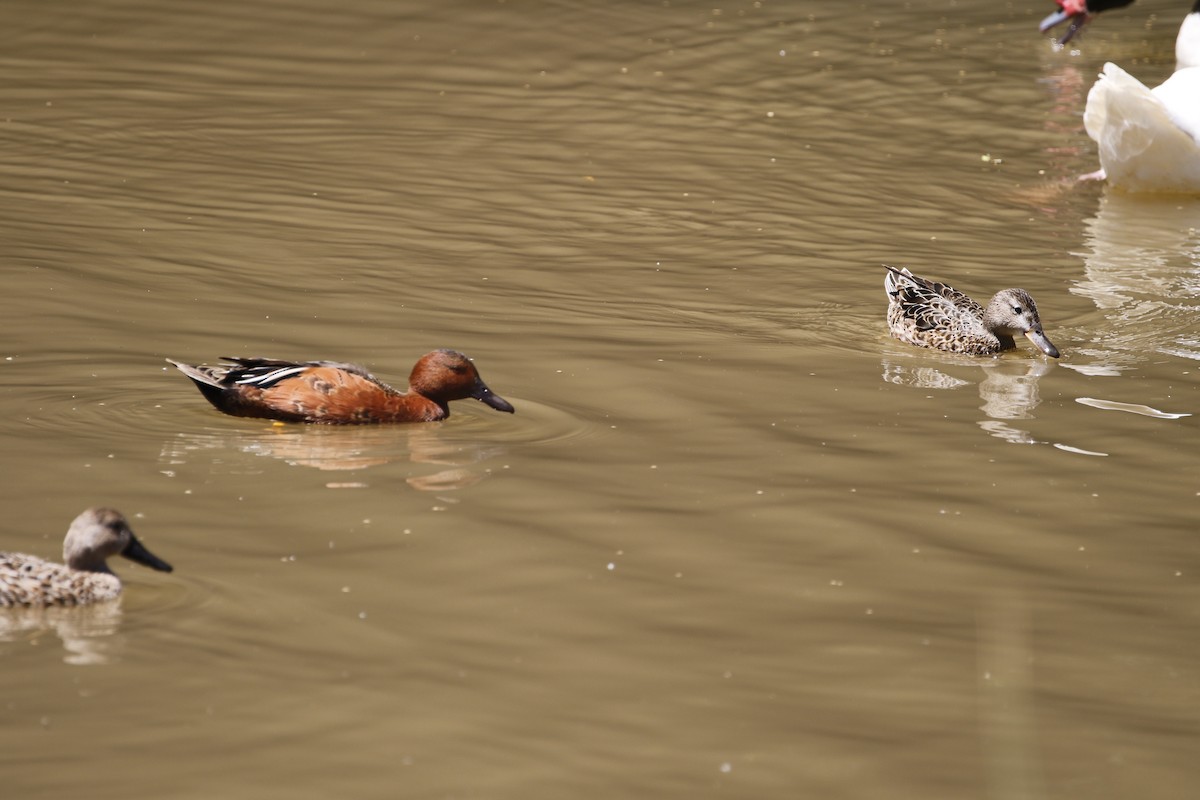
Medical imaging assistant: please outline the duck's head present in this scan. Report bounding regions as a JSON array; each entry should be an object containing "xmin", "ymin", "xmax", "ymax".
[
  {"xmin": 1039, "ymin": 0, "xmax": 1136, "ymax": 45},
  {"xmin": 409, "ymin": 349, "xmax": 515, "ymax": 414},
  {"xmin": 63, "ymin": 508, "xmax": 174, "ymax": 574},
  {"xmin": 984, "ymin": 289, "xmax": 1060, "ymax": 358}
]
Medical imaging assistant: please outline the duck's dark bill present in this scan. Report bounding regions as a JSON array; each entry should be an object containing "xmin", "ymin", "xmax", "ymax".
[
  {"xmin": 1026, "ymin": 330, "xmax": 1061, "ymax": 359},
  {"xmin": 475, "ymin": 386, "xmax": 515, "ymax": 413},
  {"xmin": 122, "ymin": 534, "xmax": 174, "ymax": 573}
]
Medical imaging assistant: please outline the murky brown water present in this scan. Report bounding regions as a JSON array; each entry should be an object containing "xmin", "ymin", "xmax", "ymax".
[{"xmin": 3, "ymin": 0, "xmax": 1199, "ymax": 797}]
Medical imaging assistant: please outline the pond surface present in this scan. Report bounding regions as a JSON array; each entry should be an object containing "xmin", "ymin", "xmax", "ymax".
[{"xmin": 2, "ymin": 1, "xmax": 1198, "ymax": 797}]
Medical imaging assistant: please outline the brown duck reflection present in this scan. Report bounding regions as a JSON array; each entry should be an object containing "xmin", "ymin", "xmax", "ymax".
[
  {"xmin": 0, "ymin": 602, "xmax": 126, "ymax": 665},
  {"xmin": 882, "ymin": 353, "xmax": 1062, "ymax": 447},
  {"xmin": 883, "ymin": 356, "xmax": 1052, "ymax": 421},
  {"xmin": 161, "ymin": 424, "xmax": 507, "ymax": 490}
]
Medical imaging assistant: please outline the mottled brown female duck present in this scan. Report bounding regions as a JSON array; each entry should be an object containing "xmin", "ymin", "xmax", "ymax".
[
  {"xmin": 884, "ymin": 266, "xmax": 1060, "ymax": 358},
  {"xmin": 168, "ymin": 349, "xmax": 515, "ymax": 424},
  {"xmin": 0, "ymin": 508, "xmax": 173, "ymax": 607}
]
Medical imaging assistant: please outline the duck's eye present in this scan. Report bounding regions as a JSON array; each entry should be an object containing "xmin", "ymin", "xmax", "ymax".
[{"xmin": 1011, "ymin": 305, "xmax": 1023, "ymax": 315}]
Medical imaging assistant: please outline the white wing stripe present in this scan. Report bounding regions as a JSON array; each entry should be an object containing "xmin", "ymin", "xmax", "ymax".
[{"xmin": 234, "ymin": 366, "xmax": 309, "ymax": 386}]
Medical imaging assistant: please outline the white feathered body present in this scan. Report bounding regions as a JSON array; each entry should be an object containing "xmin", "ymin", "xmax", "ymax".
[{"xmin": 1084, "ymin": 62, "xmax": 1200, "ymax": 193}]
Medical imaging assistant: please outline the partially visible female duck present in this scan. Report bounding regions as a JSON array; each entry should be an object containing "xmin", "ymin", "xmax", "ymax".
[
  {"xmin": 884, "ymin": 266, "xmax": 1061, "ymax": 358},
  {"xmin": 1082, "ymin": 2, "xmax": 1200, "ymax": 192},
  {"xmin": 0, "ymin": 508, "xmax": 173, "ymax": 607},
  {"xmin": 1040, "ymin": 0, "xmax": 1136, "ymax": 44},
  {"xmin": 169, "ymin": 349, "xmax": 515, "ymax": 424}
]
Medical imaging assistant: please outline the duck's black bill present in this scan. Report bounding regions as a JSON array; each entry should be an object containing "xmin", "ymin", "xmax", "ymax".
[
  {"xmin": 122, "ymin": 533, "xmax": 174, "ymax": 573},
  {"xmin": 474, "ymin": 383, "xmax": 515, "ymax": 414}
]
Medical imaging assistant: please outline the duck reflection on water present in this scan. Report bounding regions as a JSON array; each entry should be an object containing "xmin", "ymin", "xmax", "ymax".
[{"xmin": 161, "ymin": 423, "xmax": 507, "ymax": 490}]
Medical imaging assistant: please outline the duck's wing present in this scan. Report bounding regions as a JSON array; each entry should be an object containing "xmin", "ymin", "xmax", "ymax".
[
  {"xmin": 1153, "ymin": 67, "xmax": 1200, "ymax": 143},
  {"xmin": 199, "ymin": 360, "xmax": 406, "ymax": 422},
  {"xmin": 218, "ymin": 357, "xmax": 380, "ymax": 388},
  {"xmin": 885, "ymin": 267, "xmax": 982, "ymax": 330}
]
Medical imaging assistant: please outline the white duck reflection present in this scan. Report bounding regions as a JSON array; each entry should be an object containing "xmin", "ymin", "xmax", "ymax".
[{"xmin": 1069, "ymin": 192, "xmax": 1200, "ymax": 364}]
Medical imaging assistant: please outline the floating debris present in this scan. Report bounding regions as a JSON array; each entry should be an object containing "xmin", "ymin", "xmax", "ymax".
[
  {"xmin": 1075, "ymin": 398, "xmax": 1191, "ymax": 419},
  {"xmin": 1053, "ymin": 444, "xmax": 1109, "ymax": 457}
]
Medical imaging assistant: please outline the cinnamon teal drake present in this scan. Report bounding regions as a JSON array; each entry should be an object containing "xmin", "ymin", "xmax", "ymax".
[
  {"xmin": 168, "ymin": 349, "xmax": 516, "ymax": 424},
  {"xmin": 884, "ymin": 266, "xmax": 1061, "ymax": 358},
  {"xmin": 0, "ymin": 508, "xmax": 173, "ymax": 607}
]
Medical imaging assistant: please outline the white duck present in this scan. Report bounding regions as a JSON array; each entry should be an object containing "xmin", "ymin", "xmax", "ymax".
[
  {"xmin": 1083, "ymin": 2, "xmax": 1200, "ymax": 192},
  {"xmin": 1179, "ymin": 0, "xmax": 1200, "ymax": 68}
]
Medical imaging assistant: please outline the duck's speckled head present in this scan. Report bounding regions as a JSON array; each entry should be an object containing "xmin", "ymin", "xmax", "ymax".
[
  {"xmin": 64, "ymin": 508, "xmax": 174, "ymax": 575},
  {"xmin": 984, "ymin": 289, "xmax": 1060, "ymax": 358}
]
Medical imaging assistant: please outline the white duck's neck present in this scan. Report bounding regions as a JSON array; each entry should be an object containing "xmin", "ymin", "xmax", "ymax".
[{"xmin": 1178, "ymin": 1, "xmax": 1200, "ymax": 70}]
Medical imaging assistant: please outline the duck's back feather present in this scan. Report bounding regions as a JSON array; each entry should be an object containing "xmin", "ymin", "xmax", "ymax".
[
  {"xmin": 886, "ymin": 266, "xmax": 983, "ymax": 330},
  {"xmin": 884, "ymin": 267, "xmax": 1000, "ymax": 355}
]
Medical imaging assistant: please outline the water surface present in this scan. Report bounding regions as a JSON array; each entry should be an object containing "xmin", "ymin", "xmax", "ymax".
[{"xmin": 2, "ymin": 1, "xmax": 1199, "ymax": 797}]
